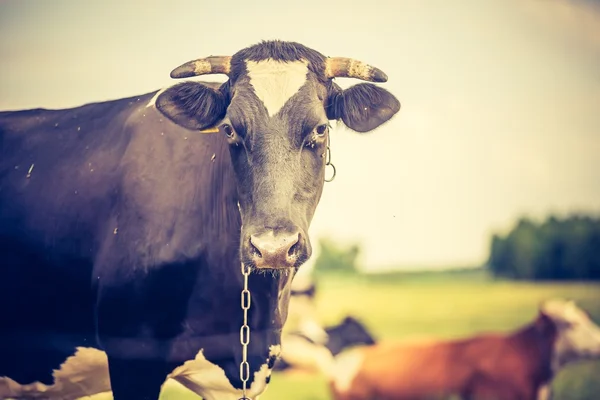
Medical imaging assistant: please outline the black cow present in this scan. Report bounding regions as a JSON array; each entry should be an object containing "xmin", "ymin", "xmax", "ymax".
[{"xmin": 0, "ymin": 40, "xmax": 400, "ymax": 400}]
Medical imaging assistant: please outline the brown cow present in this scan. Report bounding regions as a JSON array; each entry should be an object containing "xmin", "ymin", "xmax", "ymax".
[{"xmin": 329, "ymin": 298, "xmax": 600, "ymax": 400}]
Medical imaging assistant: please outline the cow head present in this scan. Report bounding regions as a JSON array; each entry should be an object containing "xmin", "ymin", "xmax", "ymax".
[
  {"xmin": 155, "ymin": 41, "xmax": 400, "ymax": 271},
  {"xmin": 326, "ymin": 316, "xmax": 377, "ymax": 356},
  {"xmin": 539, "ymin": 298, "xmax": 600, "ymax": 368}
]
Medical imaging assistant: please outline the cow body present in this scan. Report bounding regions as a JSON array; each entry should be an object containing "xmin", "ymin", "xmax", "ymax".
[
  {"xmin": 330, "ymin": 299, "xmax": 600, "ymax": 400},
  {"xmin": 0, "ymin": 92, "xmax": 281, "ymax": 399},
  {"xmin": 0, "ymin": 41, "xmax": 401, "ymax": 400},
  {"xmin": 332, "ymin": 332, "xmax": 550, "ymax": 400}
]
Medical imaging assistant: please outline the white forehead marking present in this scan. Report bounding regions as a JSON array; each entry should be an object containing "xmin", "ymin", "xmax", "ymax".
[
  {"xmin": 246, "ymin": 59, "xmax": 309, "ymax": 117},
  {"xmin": 0, "ymin": 347, "xmax": 110, "ymax": 399},
  {"xmin": 331, "ymin": 347, "xmax": 364, "ymax": 394},
  {"xmin": 168, "ymin": 344, "xmax": 281, "ymax": 400}
]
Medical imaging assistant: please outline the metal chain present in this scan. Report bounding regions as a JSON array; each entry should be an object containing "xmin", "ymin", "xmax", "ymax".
[
  {"xmin": 239, "ymin": 262, "xmax": 251, "ymax": 400},
  {"xmin": 238, "ymin": 136, "xmax": 333, "ymax": 400},
  {"xmin": 238, "ymin": 132, "xmax": 333, "ymax": 399},
  {"xmin": 325, "ymin": 134, "xmax": 336, "ymax": 183}
]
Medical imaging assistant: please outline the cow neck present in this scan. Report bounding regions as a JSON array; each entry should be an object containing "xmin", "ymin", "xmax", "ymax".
[{"xmin": 510, "ymin": 321, "xmax": 557, "ymax": 386}]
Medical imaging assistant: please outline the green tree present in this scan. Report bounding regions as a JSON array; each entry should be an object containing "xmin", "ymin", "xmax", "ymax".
[
  {"xmin": 313, "ymin": 237, "xmax": 361, "ymax": 275},
  {"xmin": 487, "ymin": 214, "xmax": 600, "ymax": 281}
]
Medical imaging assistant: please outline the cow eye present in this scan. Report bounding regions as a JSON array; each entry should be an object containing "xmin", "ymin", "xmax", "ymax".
[
  {"xmin": 315, "ymin": 124, "xmax": 328, "ymax": 136},
  {"xmin": 222, "ymin": 124, "xmax": 235, "ymax": 138}
]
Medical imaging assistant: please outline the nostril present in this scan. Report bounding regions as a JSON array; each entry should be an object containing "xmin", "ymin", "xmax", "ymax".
[
  {"xmin": 249, "ymin": 237, "xmax": 263, "ymax": 258},
  {"xmin": 288, "ymin": 241, "xmax": 299, "ymax": 258},
  {"xmin": 287, "ymin": 233, "xmax": 301, "ymax": 259},
  {"xmin": 248, "ymin": 231, "xmax": 303, "ymax": 267}
]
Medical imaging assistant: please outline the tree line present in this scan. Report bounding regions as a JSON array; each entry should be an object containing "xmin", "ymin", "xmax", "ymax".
[
  {"xmin": 312, "ymin": 214, "xmax": 600, "ymax": 281},
  {"xmin": 313, "ymin": 237, "xmax": 361, "ymax": 275},
  {"xmin": 487, "ymin": 214, "xmax": 600, "ymax": 280}
]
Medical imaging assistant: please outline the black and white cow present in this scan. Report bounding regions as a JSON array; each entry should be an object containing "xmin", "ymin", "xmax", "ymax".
[
  {"xmin": 277, "ymin": 256, "xmax": 377, "ymax": 373},
  {"xmin": 0, "ymin": 40, "xmax": 400, "ymax": 400},
  {"xmin": 275, "ymin": 316, "xmax": 377, "ymax": 373}
]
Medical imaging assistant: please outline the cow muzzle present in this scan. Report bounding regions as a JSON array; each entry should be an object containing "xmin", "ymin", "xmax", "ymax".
[{"xmin": 245, "ymin": 230, "xmax": 307, "ymax": 270}]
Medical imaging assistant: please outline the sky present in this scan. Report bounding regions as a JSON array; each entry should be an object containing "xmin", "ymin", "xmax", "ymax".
[{"xmin": 1, "ymin": 0, "xmax": 599, "ymax": 271}]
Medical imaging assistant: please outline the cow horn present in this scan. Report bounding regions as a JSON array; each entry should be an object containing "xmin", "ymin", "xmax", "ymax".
[
  {"xmin": 170, "ymin": 56, "xmax": 232, "ymax": 79},
  {"xmin": 325, "ymin": 57, "xmax": 388, "ymax": 83}
]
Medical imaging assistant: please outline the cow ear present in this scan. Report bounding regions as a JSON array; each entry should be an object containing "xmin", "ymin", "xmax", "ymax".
[
  {"xmin": 326, "ymin": 83, "xmax": 400, "ymax": 133},
  {"xmin": 155, "ymin": 81, "xmax": 228, "ymax": 131}
]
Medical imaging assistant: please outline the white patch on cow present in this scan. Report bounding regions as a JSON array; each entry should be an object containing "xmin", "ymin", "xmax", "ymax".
[
  {"xmin": 146, "ymin": 87, "xmax": 168, "ymax": 108},
  {"xmin": 246, "ymin": 59, "xmax": 309, "ymax": 116},
  {"xmin": 167, "ymin": 344, "xmax": 281, "ymax": 400},
  {"xmin": 0, "ymin": 347, "xmax": 110, "ymax": 399},
  {"xmin": 280, "ymin": 334, "xmax": 334, "ymax": 375},
  {"xmin": 331, "ymin": 347, "xmax": 365, "ymax": 394},
  {"xmin": 286, "ymin": 293, "xmax": 328, "ymax": 344},
  {"xmin": 542, "ymin": 298, "xmax": 600, "ymax": 370},
  {"xmin": 299, "ymin": 319, "xmax": 329, "ymax": 345},
  {"xmin": 0, "ymin": 344, "xmax": 282, "ymax": 400},
  {"xmin": 537, "ymin": 384, "xmax": 552, "ymax": 400}
]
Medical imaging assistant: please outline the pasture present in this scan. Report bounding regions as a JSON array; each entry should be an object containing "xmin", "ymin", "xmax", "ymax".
[{"xmin": 94, "ymin": 269, "xmax": 600, "ymax": 400}]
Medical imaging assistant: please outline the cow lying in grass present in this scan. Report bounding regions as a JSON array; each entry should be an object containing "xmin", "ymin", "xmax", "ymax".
[
  {"xmin": 329, "ymin": 298, "xmax": 600, "ymax": 400},
  {"xmin": 275, "ymin": 316, "xmax": 376, "ymax": 373},
  {"xmin": 274, "ymin": 257, "xmax": 376, "ymax": 374}
]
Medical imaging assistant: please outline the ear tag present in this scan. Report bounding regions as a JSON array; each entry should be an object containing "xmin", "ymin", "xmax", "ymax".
[{"xmin": 198, "ymin": 127, "xmax": 220, "ymax": 134}]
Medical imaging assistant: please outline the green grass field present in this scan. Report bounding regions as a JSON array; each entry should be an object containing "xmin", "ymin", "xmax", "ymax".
[{"xmin": 93, "ymin": 269, "xmax": 600, "ymax": 399}]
